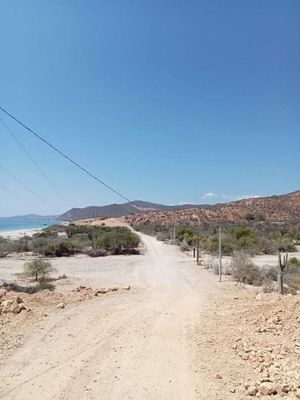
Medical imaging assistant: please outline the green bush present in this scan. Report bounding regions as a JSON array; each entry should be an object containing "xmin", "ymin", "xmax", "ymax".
[
  {"xmin": 175, "ymin": 227, "xmax": 197, "ymax": 245},
  {"xmin": 95, "ymin": 230, "xmax": 140, "ymax": 254},
  {"xmin": 39, "ymin": 241, "xmax": 77, "ymax": 257},
  {"xmin": 24, "ymin": 259, "xmax": 56, "ymax": 281},
  {"xmin": 288, "ymin": 256, "xmax": 300, "ymax": 267}
]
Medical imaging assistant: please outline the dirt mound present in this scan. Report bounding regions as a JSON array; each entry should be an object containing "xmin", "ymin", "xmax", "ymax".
[
  {"xmin": 234, "ymin": 293, "xmax": 300, "ymax": 397},
  {"xmin": 192, "ymin": 290, "xmax": 300, "ymax": 398}
]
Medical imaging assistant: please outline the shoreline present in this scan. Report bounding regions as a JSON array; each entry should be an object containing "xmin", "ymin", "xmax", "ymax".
[
  {"xmin": 0, "ymin": 221, "xmax": 67, "ymax": 240},
  {"xmin": 0, "ymin": 227, "xmax": 44, "ymax": 239}
]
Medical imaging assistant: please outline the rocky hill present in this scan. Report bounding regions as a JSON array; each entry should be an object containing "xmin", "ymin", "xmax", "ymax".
[{"xmin": 125, "ymin": 190, "xmax": 300, "ymax": 226}]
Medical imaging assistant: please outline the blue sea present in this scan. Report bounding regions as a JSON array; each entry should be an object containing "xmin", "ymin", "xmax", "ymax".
[{"xmin": 0, "ymin": 219, "xmax": 61, "ymax": 234}]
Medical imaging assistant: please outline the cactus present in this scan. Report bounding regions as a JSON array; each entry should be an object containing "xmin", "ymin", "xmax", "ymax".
[{"xmin": 278, "ymin": 252, "xmax": 288, "ymax": 295}]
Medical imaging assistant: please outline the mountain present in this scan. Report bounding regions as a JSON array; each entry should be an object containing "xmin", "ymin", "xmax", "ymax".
[
  {"xmin": 58, "ymin": 190, "xmax": 300, "ymax": 223},
  {"xmin": 125, "ymin": 190, "xmax": 300, "ymax": 226},
  {"xmin": 0, "ymin": 214, "xmax": 58, "ymax": 221},
  {"xmin": 59, "ymin": 200, "xmax": 204, "ymax": 221}
]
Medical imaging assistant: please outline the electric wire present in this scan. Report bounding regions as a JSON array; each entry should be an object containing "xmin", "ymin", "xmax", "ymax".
[
  {"xmin": 0, "ymin": 162, "xmax": 59, "ymax": 213},
  {"xmin": 0, "ymin": 106, "xmax": 138, "ymax": 208},
  {"xmin": 0, "ymin": 182, "xmax": 43, "ymax": 211},
  {"xmin": 0, "ymin": 116, "xmax": 66, "ymax": 203}
]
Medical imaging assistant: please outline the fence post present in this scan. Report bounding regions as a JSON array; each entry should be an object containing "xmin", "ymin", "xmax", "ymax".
[
  {"xmin": 218, "ymin": 227, "xmax": 222, "ymax": 282},
  {"xmin": 196, "ymin": 225, "xmax": 200, "ymax": 265}
]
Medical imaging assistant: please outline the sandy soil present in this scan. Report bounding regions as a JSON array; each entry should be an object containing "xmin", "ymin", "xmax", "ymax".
[
  {"xmin": 73, "ymin": 217, "xmax": 132, "ymax": 229},
  {"xmin": 0, "ymin": 234, "xmax": 299, "ymax": 399},
  {"xmin": 0, "ymin": 228, "xmax": 42, "ymax": 240}
]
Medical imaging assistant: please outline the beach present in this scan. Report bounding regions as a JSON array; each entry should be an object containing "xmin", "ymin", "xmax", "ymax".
[{"xmin": 0, "ymin": 228, "xmax": 44, "ymax": 240}]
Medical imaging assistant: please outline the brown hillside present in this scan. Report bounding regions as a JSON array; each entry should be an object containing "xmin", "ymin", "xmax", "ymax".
[{"xmin": 126, "ymin": 191, "xmax": 300, "ymax": 226}]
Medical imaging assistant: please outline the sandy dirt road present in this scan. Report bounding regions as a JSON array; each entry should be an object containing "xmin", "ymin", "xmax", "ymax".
[{"xmin": 0, "ymin": 233, "xmax": 223, "ymax": 400}]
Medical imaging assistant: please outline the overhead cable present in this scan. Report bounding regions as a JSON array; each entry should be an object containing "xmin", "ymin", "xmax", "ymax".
[
  {"xmin": 0, "ymin": 116, "xmax": 66, "ymax": 203},
  {"xmin": 0, "ymin": 162, "xmax": 59, "ymax": 213},
  {"xmin": 0, "ymin": 106, "xmax": 138, "ymax": 207}
]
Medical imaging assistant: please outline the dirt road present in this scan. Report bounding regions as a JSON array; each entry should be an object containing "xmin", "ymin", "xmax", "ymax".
[{"xmin": 0, "ymin": 234, "xmax": 225, "ymax": 399}]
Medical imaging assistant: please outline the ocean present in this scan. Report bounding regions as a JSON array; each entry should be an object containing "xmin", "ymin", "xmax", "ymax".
[{"xmin": 0, "ymin": 219, "xmax": 61, "ymax": 233}]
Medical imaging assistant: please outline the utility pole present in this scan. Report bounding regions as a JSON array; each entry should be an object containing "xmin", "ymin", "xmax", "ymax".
[
  {"xmin": 218, "ymin": 226, "xmax": 222, "ymax": 282},
  {"xmin": 196, "ymin": 224, "xmax": 200, "ymax": 265},
  {"xmin": 173, "ymin": 226, "xmax": 176, "ymax": 242}
]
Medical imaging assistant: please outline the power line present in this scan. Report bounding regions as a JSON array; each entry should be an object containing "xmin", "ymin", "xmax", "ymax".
[
  {"xmin": 0, "ymin": 106, "xmax": 138, "ymax": 207},
  {"xmin": 0, "ymin": 162, "xmax": 59, "ymax": 213},
  {"xmin": 0, "ymin": 116, "xmax": 66, "ymax": 203},
  {"xmin": 0, "ymin": 182, "xmax": 43, "ymax": 211}
]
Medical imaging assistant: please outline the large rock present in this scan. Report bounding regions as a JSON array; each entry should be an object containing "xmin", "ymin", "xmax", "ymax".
[
  {"xmin": 247, "ymin": 385, "xmax": 258, "ymax": 396},
  {"xmin": 259, "ymin": 382, "xmax": 277, "ymax": 396}
]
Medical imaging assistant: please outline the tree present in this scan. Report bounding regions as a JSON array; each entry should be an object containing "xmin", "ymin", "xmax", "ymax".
[{"xmin": 24, "ymin": 259, "xmax": 56, "ymax": 281}]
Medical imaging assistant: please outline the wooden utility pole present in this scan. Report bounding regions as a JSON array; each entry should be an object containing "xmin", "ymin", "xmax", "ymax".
[
  {"xmin": 218, "ymin": 227, "xmax": 222, "ymax": 282},
  {"xmin": 173, "ymin": 226, "xmax": 176, "ymax": 242},
  {"xmin": 196, "ymin": 225, "xmax": 200, "ymax": 265}
]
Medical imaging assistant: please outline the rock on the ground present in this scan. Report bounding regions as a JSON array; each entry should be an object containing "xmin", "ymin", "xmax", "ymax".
[{"xmin": 246, "ymin": 385, "xmax": 258, "ymax": 396}]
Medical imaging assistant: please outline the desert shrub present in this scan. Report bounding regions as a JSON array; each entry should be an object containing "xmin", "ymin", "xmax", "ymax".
[
  {"xmin": 157, "ymin": 232, "xmax": 170, "ymax": 241},
  {"xmin": 285, "ymin": 265, "xmax": 300, "ymax": 292},
  {"xmin": 36, "ymin": 279, "xmax": 55, "ymax": 291},
  {"xmin": 261, "ymin": 265, "xmax": 277, "ymax": 281},
  {"xmin": 13, "ymin": 236, "xmax": 32, "ymax": 252},
  {"xmin": 175, "ymin": 227, "xmax": 197, "ymax": 245},
  {"xmin": 0, "ymin": 237, "xmax": 11, "ymax": 256},
  {"xmin": 201, "ymin": 236, "xmax": 219, "ymax": 253},
  {"xmin": 95, "ymin": 230, "xmax": 140, "ymax": 255},
  {"xmin": 204, "ymin": 255, "xmax": 217, "ymax": 270},
  {"xmin": 39, "ymin": 241, "xmax": 77, "ymax": 257},
  {"xmin": 259, "ymin": 237, "xmax": 278, "ymax": 254},
  {"xmin": 24, "ymin": 259, "xmax": 56, "ymax": 281},
  {"xmin": 234, "ymin": 227, "xmax": 253, "ymax": 240},
  {"xmin": 230, "ymin": 251, "xmax": 262, "ymax": 285},
  {"xmin": 180, "ymin": 239, "xmax": 190, "ymax": 252},
  {"xmin": 86, "ymin": 248, "xmax": 108, "ymax": 257},
  {"xmin": 33, "ymin": 230, "xmax": 58, "ymax": 239},
  {"xmin": 288, "ymin": 256, "xmax": 300, "ymax": 267},
  {"xmin": 221, "ymin": 239, "xmax": 239, "ymax": 255},
  {"xmin": 277, "ymin": 238, "xmax": 296, "ymax": 252},
  {"xmin": 245, "ymin": 212, "xmax": 265, "ymax": 222}
]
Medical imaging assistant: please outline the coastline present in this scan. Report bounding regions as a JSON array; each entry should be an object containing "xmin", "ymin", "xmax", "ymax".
[
  {"xmin": 0, "ymin": 227, "xmax": 43, "ymax": 239},
  {"xmin": 0, "ymin": 220, "xmax": 66, "ymax": 240}
]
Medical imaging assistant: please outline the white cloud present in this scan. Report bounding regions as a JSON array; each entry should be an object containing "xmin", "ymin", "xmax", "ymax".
[{"xmin": 202, "ymin": 192, "xmax": 216, "ymax": 199}]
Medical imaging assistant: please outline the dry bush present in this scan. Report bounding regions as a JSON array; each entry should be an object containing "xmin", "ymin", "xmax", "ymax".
[
  {"xmin": 285, "ymin": 265, "xmax": 300, "ymax": 293},
  {"xmin": 204, "ymin": 255, "xmax": 217, "ymax": 270},
  {"xmin": 230, "ymin": 251, "xmax": 262, "ymax": 285}
]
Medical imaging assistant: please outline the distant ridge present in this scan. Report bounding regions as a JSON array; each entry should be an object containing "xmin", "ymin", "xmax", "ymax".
[
  {"xmin": 59, "ymin": 200, "xmax": 205, "ymax": 221},
  {"xmin": 0, "ymin": 214, "xmax": 57, "ymax": 221}
]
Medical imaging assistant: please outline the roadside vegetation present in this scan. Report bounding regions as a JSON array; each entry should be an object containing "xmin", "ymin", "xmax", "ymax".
[
  {"xmin": 134, "ymin": 221, "xmax": 299, "ymax": 255},
  {"xmin": 134, "ymin": 221, "xmax": 300, "ymax": 292},
  {"xmin": 0, "ymin": 224, "xmax": 140, "ymax": 258}
]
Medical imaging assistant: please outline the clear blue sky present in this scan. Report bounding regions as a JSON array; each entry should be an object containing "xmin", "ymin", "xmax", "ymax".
[{"xmin": 0, "ymin": 1, "xmax": 299, "ymax": 216}]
